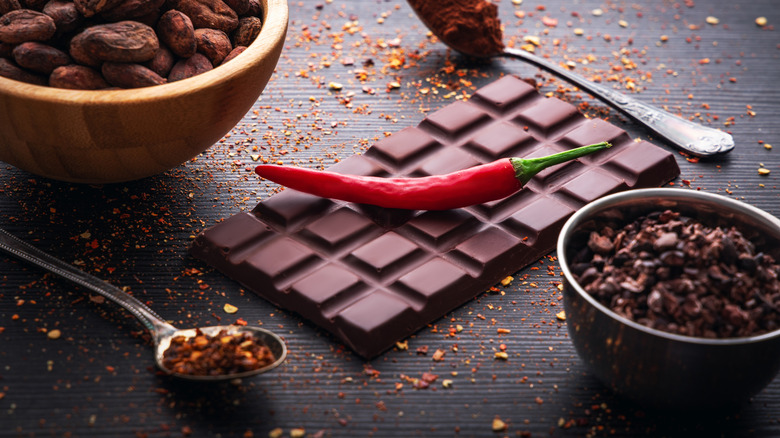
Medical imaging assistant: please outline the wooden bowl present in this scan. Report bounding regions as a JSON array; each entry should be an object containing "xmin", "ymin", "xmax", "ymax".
[{"xmin": 0, "ymin": 0, "xmax": 288, "ymax": 184}]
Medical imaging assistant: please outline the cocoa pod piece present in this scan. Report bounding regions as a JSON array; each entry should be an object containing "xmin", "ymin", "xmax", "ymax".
[
  {"xmin": 168, "ymin": 52, "xmax": 211, "ymax": 82},
  {"xmin": 222, "ymin": 0, "xmax": 248, "ymax": 16},
  {"xmin": 232, "ymin": 15, "xmax": 261, "ymax": 47},
  {"xmin": 194, "ymin": 27, "xmax": 231, "ymax": 66},
  {"xmin": 156, "ymin": 9, "xmax": 196, "ymax": 58},
  {"xmin": 0, "ymin": 0, "xmax": 21, "ymax": 16},
  {"xmin": 74, "ymin": 0, "xmax": 123, "ymax": 17},
  {"xmin": 0, "ymin": 57, "xmax": 47, "ymax": 85},
  {"xmin": 0, "ymin": 9, "xmax": 57, "ymax": 44},
  {"xmin": 102, "ymin": 61, "xmax": 166, "ymax": 88},
  {"xmin": 70, "ymin": 21, "xmax": 159, "ymax": 63},
  {"xmin": 42, "ymin": 0, "xmax": 82, "ymax": 36},
  {"xmin": 100, "ymin": 0, "xmax": 164, "ymax": 22},
  {"xmin": 144, "ymin": 44, "xmax": 173, "ymax": 77},
  {"xmin": 49, "ymin": 64, "xmax": 109, "ymax": 89},
  {"xmin": 219, "ymin": 44, "xmax": 243, "ymax": 65},
  {"xmin": 12, "ymin": 41, "xmax": 71, "ymax": 73},
  {"xmin": 171, "ymin": 0, "xmax": 238, "ymax": 34}
]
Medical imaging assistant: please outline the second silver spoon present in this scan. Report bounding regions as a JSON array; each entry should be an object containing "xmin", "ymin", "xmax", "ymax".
[{"xmin": 0, "ymin": 227, "xmax": 287, "ymax": 382}]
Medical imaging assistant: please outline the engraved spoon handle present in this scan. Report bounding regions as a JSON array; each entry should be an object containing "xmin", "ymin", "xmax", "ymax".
[
  {"xmin": 0, "ymin": 227, "xmax": 175, "ymax": 337},
  {"xmin": 502, "ymin": 47, "xmax": 734, "ymax": 156}
]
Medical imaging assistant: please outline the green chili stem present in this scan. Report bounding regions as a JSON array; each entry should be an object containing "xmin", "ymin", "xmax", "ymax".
[{"xmin": 510, "ymin": 141, "xmax": 612, "ymax": 185}]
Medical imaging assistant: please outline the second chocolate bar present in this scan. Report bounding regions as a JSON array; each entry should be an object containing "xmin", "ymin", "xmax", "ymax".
[{"xmin": 191, "ymin": 75, "xmax": 681, "ymax": 358}]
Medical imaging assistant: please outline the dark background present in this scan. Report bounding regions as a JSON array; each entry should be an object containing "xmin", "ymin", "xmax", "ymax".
[{"xmin": 2, "ymin": 0, "xmax": 779, "ymax": 436}]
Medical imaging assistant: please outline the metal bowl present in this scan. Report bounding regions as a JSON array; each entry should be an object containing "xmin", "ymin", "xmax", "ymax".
[{"xmin": 557, "ymin": 188, "xmax": 780, "ymax": 410}]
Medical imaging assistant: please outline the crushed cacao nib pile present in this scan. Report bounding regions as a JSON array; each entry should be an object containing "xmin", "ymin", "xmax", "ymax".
[
  {"xmin": 571, "ymin": 210, "xmax": 780, "ymax": 338},
  {"xmin": 162, "ymin": 329, "xmax": 276, "ymax": 376}
]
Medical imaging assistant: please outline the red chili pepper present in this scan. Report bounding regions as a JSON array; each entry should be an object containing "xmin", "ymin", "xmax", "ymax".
[{"xmin": 255, "ymin": 141, "xmax": 611, "ymax": 210}]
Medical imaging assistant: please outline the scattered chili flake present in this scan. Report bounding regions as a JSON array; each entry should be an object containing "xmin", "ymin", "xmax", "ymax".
[
  {"xmin": 705, "ymin": 16, "xmax": 720, "ymax": 25},
  {"xmin": 432, "ymin": 349, "xmax": 446, "ymax": 361},
  {"xmin": 47, "ymin": 329, "xmax": 61, "ymax": 339},
  {"xmin": 223, "ymin": 303, "xmax": 238, "ymax": 314},
  {"xmin": 492, "ymin": 417, "xmax": 508, "ymax": 432}
]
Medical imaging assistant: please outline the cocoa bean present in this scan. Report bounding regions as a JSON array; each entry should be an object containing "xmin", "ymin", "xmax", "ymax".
[
  {"xmin": 220, "ymin": 45, "xmax": 244, "ymax": 65},
  {"xmin": 144, "ymin": 44, "xmax": 174, "ymax": 77},
  {"xmin": 156, "ymin": 9, "xmax": 196, "ymax": 58},
  {"xmin": 74, "ymin": 0, "xmax": 123, "ymax": 18},
  {"xmin": 245, "ymin": 0, "xmax": 261, "ymax": 18},
  {"xmin": 70, "ymin": 21, "xmax": 159, "ymax": 63},
  {"xmin": 0, "ymin": 57, "xmax": 47, "ymax": 85},
  {"xmin": 69, "ymin": 36, "xmax": 102, "ymax": 67},
  {"xmin": 0, "ymin": 9, "xmax": 57, "ymax": 44},
  {"xmin": 222, "ymin": 0, "xmax": 248, "ymax": 16},
  {"xmin": 131, "ymin": 10, "xmax": 161, "ymax": 27},
  {"xmin": 168, "ymin": 52, "xmax": 211, "ymax": 82},
  {"xmin": 100, "ymin": 0, "xmax": 164, "ymax": 22},
  {"xmin": 12, "ymin": 41, "xmax": 71, "ymax": 74},
  {"xmin": 102, "ymin": 61, "xmax": 165, "ymax": 88},
  {"xmin": 0, "ymin": 0, "xmax": 20, "ymax": 16},
  {"xmin": 42, "ymin": 0, "xmax": 82, "ymax": 36},
  {"xmin": 194, "ymin": 27, "xmax": 231, "ymax": 66},
  {"xmin": 0, "ymin": 42, "xmax": 12, "ymax": 57},
  {"xmin": 49, "ymin": 64, "xmax": 109, "ymax": 89},
  {"xmin": 232, "ymin": 16, "xmax": 261, "ymax": 47},
  {"xmin": 19, "ymin": 0, "xmax": 46, "ymax": 10},
  {"xmin": 171, "ymin": 0, "xmax": 238, "ymax": 34}
]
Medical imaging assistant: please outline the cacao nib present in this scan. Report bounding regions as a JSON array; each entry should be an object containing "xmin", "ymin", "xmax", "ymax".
[{"xmin": 572, "ymin": 210, "xmax": 780, "ymax": 338}]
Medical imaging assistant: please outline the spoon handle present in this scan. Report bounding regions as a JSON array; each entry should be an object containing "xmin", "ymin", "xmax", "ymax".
[
  {"xmin": 0, "ymin": 227, "xmax": 174, "ymax": 336},
  {"xmin": 502, "ymin": 47, "xmax": 734, "ymax": 157}
]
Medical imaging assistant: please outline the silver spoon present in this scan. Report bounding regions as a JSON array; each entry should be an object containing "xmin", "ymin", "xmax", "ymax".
[
  {"xmin": 0, "ymin": 227, "xmax": 287, "ymax": 381},
  {"xmin": 407, "ymin": 3, "xmax": 734, "ymax": 157}
]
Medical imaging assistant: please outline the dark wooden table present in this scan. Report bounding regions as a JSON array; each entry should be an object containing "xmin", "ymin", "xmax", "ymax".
[{"xmin": 2, "ymin": 1, "xmax": 779, "ymax": 437}]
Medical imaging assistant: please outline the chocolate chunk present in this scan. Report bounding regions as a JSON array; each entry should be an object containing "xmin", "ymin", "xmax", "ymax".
[{"xmin": 190, "ymin": 75, "xmax": 681, "ymax": 358}]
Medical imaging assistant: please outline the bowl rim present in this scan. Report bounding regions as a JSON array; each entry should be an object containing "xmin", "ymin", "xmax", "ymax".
[
  {"xmin": 0, "ymin": 0, "xmax": 288, "ymax": 101},
  {"xmin": 557, "ymin": 187, "xmax": 780, "ymax": 346}
]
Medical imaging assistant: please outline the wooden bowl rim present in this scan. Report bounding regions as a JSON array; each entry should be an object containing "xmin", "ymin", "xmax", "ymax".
[{"xmin": 0, "ymin": 0, "xmax": 289, "ymax": 104}]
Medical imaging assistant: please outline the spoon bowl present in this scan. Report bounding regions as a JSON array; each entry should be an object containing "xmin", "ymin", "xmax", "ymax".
[
  {"xmin": 0, "ymin": 227, "xmax": 287, "ymax": 381},
  {"xmin": 406, "ymin": 0, "xmax": 734, "ymax": 157}
]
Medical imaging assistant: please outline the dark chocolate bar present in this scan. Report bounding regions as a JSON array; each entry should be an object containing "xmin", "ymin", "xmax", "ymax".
[{"xmin": 191, "ymin": 75, "xmax": 680, "ymax": 358}]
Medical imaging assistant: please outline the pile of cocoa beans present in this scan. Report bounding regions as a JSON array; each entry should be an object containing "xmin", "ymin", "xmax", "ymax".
[{"xmin": 0, "ymin": 0, "xmax": 264, "ymax": 89}]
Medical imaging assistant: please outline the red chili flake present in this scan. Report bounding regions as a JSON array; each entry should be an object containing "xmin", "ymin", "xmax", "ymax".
[
  {"xmin": 421, "ymin": 372, "xmax": 438, "ymax": 384},
  {"xmin": 162, "ymin": 329, "xmax": 276, "ymax": 376}
]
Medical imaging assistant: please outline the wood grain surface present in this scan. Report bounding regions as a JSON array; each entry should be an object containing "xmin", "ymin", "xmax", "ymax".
[{"xmin": 1, "ymin": 1, "xmax": 779, "ymax": 437}]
